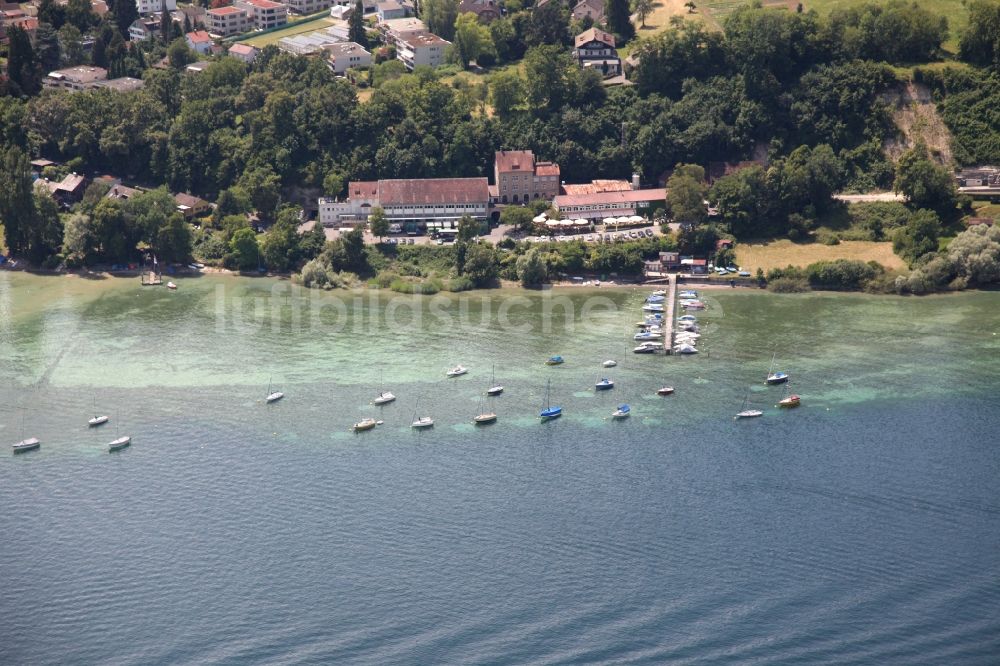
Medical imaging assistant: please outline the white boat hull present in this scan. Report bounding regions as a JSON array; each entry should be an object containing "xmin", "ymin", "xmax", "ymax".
[
  {"xmin": 89, "ymin": 416, "xmax": 109, "ymax": 426},
  {"xmin": 13, "ymin": 437, "xmax": 40, "ymax": 453},
  {"xmin": 373, "ymin": 393, "xmax": 396, "ymax": 405},
  {"xmin": 266, "ymin": 392, "xmax": 284, "ymax": 403},
  {"xmin": 411, "ymin": 418, "xmax": 434, "ymax": 428},
  {"xmin": 487, "ymin": 386, "xmax": 504, "ymax": 396},
  {"xmin": 108, "ymin": 436, "xmax": 131, "ymax": 451}
]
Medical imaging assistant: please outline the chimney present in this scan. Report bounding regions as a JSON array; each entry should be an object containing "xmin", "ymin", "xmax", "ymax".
[{"xmin": 631, "ymin": 173, "xmax": 640, "ymax": 190}]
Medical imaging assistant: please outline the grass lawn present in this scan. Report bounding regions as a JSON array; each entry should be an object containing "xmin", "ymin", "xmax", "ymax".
[
  {"xmin": 971, "ymin": 202, "xmax": 1000, "ymax": 219},
  {"xmin": 736, "ymin": 239, "xmax": 906, "ymax": 272},
  {"xmin": 632, "ymin": 0, "xmax": 718, "ymax": 40},
  {"xmin": 237, "ymin": 15, "xmax": 338, "ymax": 48}
]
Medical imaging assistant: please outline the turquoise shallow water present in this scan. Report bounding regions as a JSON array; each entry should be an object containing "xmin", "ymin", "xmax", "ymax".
[{"xmin": 2, "ymin": 273, "xmax": 1000, "ymax": 664}]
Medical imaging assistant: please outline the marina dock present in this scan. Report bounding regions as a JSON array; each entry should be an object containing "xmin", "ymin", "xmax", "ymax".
[{"xmin": 664, "ymin": 274, "xmax": 676, "ymax": 354}]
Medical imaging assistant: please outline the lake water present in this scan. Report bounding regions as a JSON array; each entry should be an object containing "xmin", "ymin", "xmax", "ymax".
[{"xmin": 2, "ymin": 272, "xmax": 1000, "ymax": 664}]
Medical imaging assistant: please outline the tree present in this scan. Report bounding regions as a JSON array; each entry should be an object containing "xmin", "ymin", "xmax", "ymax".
[
  {"xmin": 157, "ymin": 213, "xmax": 193, "ymax": 263},
  {"xmin": 489, "ymin": 69, "xmax": 524, "ymax": 118},
  {"xmin": 59, "ymin": 24, "xmax": 86, "ymax": 66},
  {"xmin": 524, "ymin": 1, "xmax": 570, "ymax": 47},
  {"xmin": 29, "ymin": 187, "xmax": 65, "ymax": 265},
  {"xmin": 6, "ymin": 26, "xmax": 40, "ymax": 96},
  {"xmin": 35, "ymin": 22, "xmax": 62, "ymax": 75},
  {"xmin": 666, "ymin": 163, "xmax": 707, "ymax": 226},
  {"xmin": 424, "ymin": 0, "xmax": 460, "ymax": 41},
  {"xmin": 298, "ymin": 220, "xmax": 327, "ymax": 261},
  {"xmin": 368, "ymin": 206, "xmax": 389, "ymax": 240},
  {"xmin": 523, "ymin": 45, "xmax": 573, "ymax": 113},
  {"xmin": 0, "ymin": 146, "xmax": 35, "ymax": 256},
  {"xmin": 946, "ymin": 223, "xmax": 1000, "ymax": 285},
  {"xmin": 91, "ymin": 22, "xmax": 114, "ymax": 69},
  {"xmin": 230, "ymin": 227, "xmax": 261, "ymax": 270},
  {"xmin": 517, "ymin": 247, "xmax": 548, "ymax": 286},
  {"xmin": 323, "ymin": 172, "xmax": 345, "ymax": 198},
  {"xmin": 500, "ymin": 205, "xmax": 535, "ymax": 231},
  {"xmin": 893, "ymin": 208, "xmax": 941, "ymax": 265},
  {"xmin": 113, "ymin": 0, "xmax": 139, "ymax": 38},
  {"xmin": 348, "ymin": 0, "xmax": 369, "ymax": 48},
  {"xmin": 239, "ymin": 165, "xmax": 281, "ymax": 223},
  {"xmin": 63, "ymin": 212, "xmax": 95, "ymax": 266},
  {"xmin": 632, "ymin": 0, "xmax": 654, "ymax": 28},
  {"xmin": 461, "ymin": 242, "xmax": 499, "ymax": 286},
  {"xmin": 457, "ymin": 214, "xmax": 480, "ymax": 242},
  {"xmin": 604, "ymin": 0, "xmax": 634, "ymax": 43},
  {"xmin": 894, "ymin": 143, "xmax": 957, "ymax": 215},
  {"xmin": 160, "ymin": 0, "xmax": 173, "ymax": 43},
  {"xmin": 213, "ymin": 187, "xmax": 251, "ymax": 227},
  {"xmin": 960, "ymin": 0, "xmax": 1000, "ymax": 68},
  {"xmin": 260, "ymin": 209, "xmax": 300, "ymax": 271},
  {"xmin": 167, "ymin": 37, "xmax": 195, "ymax": 69},
  {"xmin": 38, "ymin": 0, "xmax": 67, "ymax": 29},
  {"xmin": 66, "ymin": 0, "xmax": 95, "ymax": 31},
  {"xmin": 451, "ymin": 12, "xmax": 494, "ymax": 68}
]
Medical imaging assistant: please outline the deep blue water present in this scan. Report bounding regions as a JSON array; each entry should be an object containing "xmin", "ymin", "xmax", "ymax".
[{"xmin": 2, "ymin": 275, "xmax": 1000, "ymax": 664}]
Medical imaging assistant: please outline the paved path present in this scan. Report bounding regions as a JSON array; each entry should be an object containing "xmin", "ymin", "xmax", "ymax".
[{"xmin": 834, "ymin": 192, "xmax": 905, "ymax": 203}]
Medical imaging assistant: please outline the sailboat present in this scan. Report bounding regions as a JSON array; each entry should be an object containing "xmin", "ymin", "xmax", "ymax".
[
  {"xmin": 735, "ymin": 387, "xmax": 763, "ymax": 419},
  {"xmin": 656, "ymin": 386, "xmax": 675, "ymax": 396},
  {"xmin": 473, "ymin": 392, "xmax": 497, "ymax": 425},
  {"xmin": 778, "ymin": 384, "xmax": 801, "ymax": 408},
  {"xmin": 372, "ymin": 371, "xmax": 395, "ymax": 405},
  {"xmin": 766, "ymin": 352, "xmax": 789, "ymax": 385},
  {"xmin": 107, "ymin": 412, "xmax": 131, "ymax": 452},
  {"xmin": 539, "ymin": 378, "xmax": 562, "ymax": 420},
  {"xmin": 486, "ymin": 363, "xmax": 503, "ymax": 396},
  {"xmin": 12, "ymin": 411, "xmax": 40, "ymax": 453},
  {"xmin": 265, "ymin": 376, "xmax": 284, "ymax": 403},
  {"xmin": 411, "ymin": 398, "xmax": 434, "ymax": 428},
  {"xmin": 89, "ymin": 396, "xmax": 109, "ymax": 426},
  {"xmin": 353, "ymin": 418, "xmax": 378, "ymax": 432}
]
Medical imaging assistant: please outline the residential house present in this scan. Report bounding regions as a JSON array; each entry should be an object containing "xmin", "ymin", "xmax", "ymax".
[
  {"xmin": 573, "ymin": 27, "xmax": 620, "ymax": 78},
  {"xmin": 380, "ymin": 16, "xmax": 425, "ymax": 44},
  {"xmin": 570, "ymin": 0, "xmax": 603, "ymax": 22},
  {"xmin": 136, "ymin": 0, "xmax": 177, "ymax": 14},
  {"xmin": 324, "ymin": 41, "xmax": 371, "ymax": 73},
  {"xmin": 228, "ymin": 42, "xmax": 259, "ymax": 63},
  {"xmin": 43, "ymin": 66, "xmax": 108, "ymax": 91},
  {"xmin": 106, "ymin": 183, "xmax": 142, "ymax": 201},
  {"xmin": 174, "ymin": 192, "xmax": 211, "ymax": 218},
  {"xmin": 186, "ymin": 30, "xmax": 213, "ymax": 54},
  {"xmin": 128, "ymin": 17, "xmax": 158, "ymax": 41},
  {"xmin": 493, "ymin": 150, "xmax": 560, "ymax": 204},
  {"xmin": 965, "ymin": 217, "xmax": 995, "ymax": 227},
  {"xmin": 92, "ymin": 77, "xmax": 145, "ymax": 92},
  {"xmin": 235, "ymin": 0, "xmax": 288, "ymax": 30},
  {"xmin": 331, "ymin": 0, "xmax": 377, "ymax": 14},
  {"xmin": 376, "ymin": 0, "xmax": 410, "ymax": 21},
  {"xmin": 207, "ymin": 6, "xmax": 251, "ymax": 37},
  {"xmin": 955, "ymin": 167, "xmax": 1000, "ymax": 188},
  {"xmin": 91, "ymin": 0, "xmax": 109, "ymax": 16},
  {"xmin": 173, "ymin": 5, "xmax": 206, "ymax": 27},
  {"xmin": 318, "ymin": 178, "xmax": 489, "ymax": 232},
  {"xmin": 285, "ymin": 0, "xmax": 332, "ymax": 14},
  {"xmin": 396, "ymin": 30, "xmax": 449, "ymax": 69},
  {"xmin": 457, "ymin": 0, "xmax": 499, "ymax": 22},
  {"xmin": 41, "ymin": 173, "xmax": 88, "ymax": 204},
  {"xmin": 643, "ymin": 251, "xmax": 680, "ymax": 276}
]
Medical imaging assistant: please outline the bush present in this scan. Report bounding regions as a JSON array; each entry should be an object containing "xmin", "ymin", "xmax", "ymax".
[
  {"xmin": 805, "ymin": 259, "xmax": 884, "ymax": 290},
  {"xmin": 815, "ymin": 229, "xmax": 841, "ymax": 245},
  {"xmin": 389, "ymin": 277, "xmax": 442, "ymax": 294},
  {"xmin": 767, "ymin": 277, "xmax": 811, "ymax": 293},
  {"xmin": 446, "ymin": 276, "xmax": 475, "ymax": 291},
  {"xmin": 369, "ymin": 271, "xmax": 399, "ymax": 288}
]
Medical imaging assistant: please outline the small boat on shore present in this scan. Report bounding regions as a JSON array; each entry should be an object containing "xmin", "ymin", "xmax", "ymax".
[
  {"xmin": 642, "ymin": 304, "xmax": 664, "ymax": 312},
  {"xmin": 546, "ymin": 355, "xmax": 565, "ymax": 365},
  {"xmin": 633, "ymin": 342, "xmax": 663, "ymax": 354},
  {"xmin": 611, "ymin": 404, "xmax": 631, "ymax": 419},
  {"xmin": 166, "ymin": 282, "xmax": 177, "ymax": 290},
  {"xmin": 446, "ymin": 365, "xmax": 468, "ymax": 377},
  {"xmin": 595, "ymin": 378, "xmax": 614, "ymax": 390},
  {"xmin": 634, "ymin": 331, "xmax": 663, "ymax": 341},
  {"xmin": 353, "ymin": 418, "xmax": 378, "ymax": 432},
  {"xmin": 656, "ymin": 386, "xmax": 675, "ymax": 396}
]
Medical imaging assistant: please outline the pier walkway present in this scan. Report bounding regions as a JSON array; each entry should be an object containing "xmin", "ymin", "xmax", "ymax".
[{"xmin": 664, "ymin": 274, "xmax": 676, "ymax": 354}]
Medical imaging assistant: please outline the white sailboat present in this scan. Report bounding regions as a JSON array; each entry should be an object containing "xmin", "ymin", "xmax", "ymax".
[
  {"xmin": 410, "ymin": 399, "xmax": 434, "ymax": 428},
  {"xmin": 12, "ymin": 412, "xmax": 40, "ymax": 453},
  {"xmin": 108, "ymin": 413, "xmax": 131, "ymax": 452},
  {"xmin": 735, "ymin": 387, "xmax": 763, "ymax": 419},
  {"xmin": 486, "ymin": 363, "xmax": 503, "ymax": 396},
  {"xmin": 88, "ymin": 395, "xmax": 109, "ymax": 426},
  {"xmin": 265, "ymin": 376, "xmax": 284, "ymax": 403},
  {"xmin": 372, "ymin": 371, "xmax": 396, "ymax": 405}
]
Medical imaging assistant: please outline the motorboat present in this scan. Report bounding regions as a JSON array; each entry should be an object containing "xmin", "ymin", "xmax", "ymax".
[
  {"xmin": 642, "ymin": 303, "xmax": 664, "ymax": 312},
  {"xmin": 411, "ymin": 416, "xmax": 435, "ymax": 428},
  {"xmin": 679, "ymin": 290, "xmax": 698, "ymax": 299},
  {"xmin": 656, "ymin": 386, "xmax": 675, "ymax": 396},
  {"xmin": 539, "ymin": 379, "xmax": 562, "ymax": 420},
  {"xmin": 651, "ymin": 290, "xmax": 667, "ymax": 296},
  {"xmin": 373, "ymin": 392, "xmax": 396, "ymax": 405},
  {"xmin": 595, "ymin": 378, "xmax": 614, "ymax": 390},
  {"xmin": 353, "ymin": 418, "xmax": 378, "ymax": 432},
  {"xmin": 678, "ymin": 323, "xmax": 700, "ymax": 332},
  {"xmin": 602, "ymin": 360, "xmax": 617, "ymax": 368},
  {"xmin": 89, "ymin": 415, "xmax": 109, "ymax": 427},
  {"xmin": 446, "ymin": 365, "xmax": 468, "ymax": 377},
  {"xmin": 645, "ymin": 295, "xmax": 665, "ymax": 304},
  {"xmin": 166, "ymin": 282, "xmax": 177, "ymax": 290},
  {"xmin": 674, "ymin": 344, "xmax": 698, "ymax": 354},
  {"xmin": 108, "ymin": 436, "xmax": 131, "ymax": 452},
  {"xmin": 546, "ymin": 356, "xmax": 565, "ymax": 365},
  {"xmin": 678, "ymin": 314, "xmax": 697, "ymax": 323},
  {"xmin": 611, "ymin": 404, "xmax": 631, "ymax": 419},
  {"xmin": 634, "ymin": 331, "xmax": 663, "ymax": 341},
  {"xmin": 13, "ymin": 437, "xmax": 40, "ymax": 453},
  {"xmin": 683, "ymin": 302, "xmax": 706, "ymax": 310},
  {"xmin": 633, "ymin": 342, "xmax": 663, "ymax": 353}
]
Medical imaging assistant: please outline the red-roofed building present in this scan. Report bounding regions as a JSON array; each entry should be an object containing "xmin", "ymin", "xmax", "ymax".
[
  {"xmin": 207, "ymin": 5, "xmax": 250, "ymax": 36},
  {"xmin": 493, "ymin": 150, "xmax": 560, "ymax": 204},
  {"xmin": 185, "ymin": 30, "xmax": 213, "ymax": 54},
  {"xmin": 228, "ymin": 42, "xmax": 259, "ymax": 63},
  {"xmin": 573, "ymin": 27, "xmax": 620, "ymax": 78},
  {"xmin": 318, "ymin": 178, "xmax": 489, "ymax": 230},
  {"xmin": 553, "ymin": 188, "xmax": 665, "ymax": 221},
  {"xmin": 235, "ymin": 0, "xmax": 287, "ymax": 29}
]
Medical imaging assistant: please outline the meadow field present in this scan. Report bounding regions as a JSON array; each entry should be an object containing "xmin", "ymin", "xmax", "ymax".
[{"xmin": 736, "ymin": 239, "xmax": 906, "ymax": 272}]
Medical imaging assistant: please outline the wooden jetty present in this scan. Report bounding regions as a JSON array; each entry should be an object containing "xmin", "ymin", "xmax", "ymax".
[{"xmin": 664, "ymin": 273, "xmax": 676, "ymax": 355}]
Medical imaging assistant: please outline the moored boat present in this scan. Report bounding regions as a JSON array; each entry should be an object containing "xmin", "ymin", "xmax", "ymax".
[
  {"xmin": 735, "ymin": 387, "xmax": 763, "ymax": 419},
  {"xmin": 265, "ymin": 376, "xmax": 284, "ymax": 403},
  {"xmin": 108, "ymin": 435, "xmax": 131, "ymax": 452},
  {"xmin": 353, "ymin": 418, "xmax": 378, "ymax": 432},
  {"xmin": 633, "ymin": 342, "xmax": 663, "ymax": 353},
  {"xmin": 13, "ymin": 437, "xmax": 40, "ymax": 453},
  {"xmin": 611, "ymin": 404, "xmax": 631, "ymax": 419},
  {"xmin": 656, "ymin": 386, "xmax": 675, "ymax": 396},
  {"xmin": 602, "ymin": 360, "xmax": 618, "ymax": 368},
  {"xmin": 89, "ymin": 415, "xmax": 109, "ymax": 427},
  {"xmin": 778, "ymin": 394, "xmax": 801, "ymax": 408},
  {"xmin": 595, "ymin": 378, "xmax": 614, "ymax": 390},
  {"xmin": 373, "ymin": 392, "xmax": 396, "ymax": 405},
  {"xmin": 674, "ymin": 343, "xmax": 698, "ymax": 354},
  {"xmin": 446, "ymin": 365, "xmax": 468, "ymax": 377},
  {"xmin": 642, "ymin": 303, "xmax": 665, "ymax": 312},
  {"xmin": 765, "ymin": 353, "xmax": 789, "ymax": 384},
  {"xmin": 634, "ymin": 331, "xmax": 663, "ymax": 341},
  {"xmin": 540, "ymin": 379, "xmax": 562, "ymax": 420},
  {"xmin": 486, "ymin": 363, "xmax": 503, "ymax": 395},
  {"xmin": 545, "ymin": 355, "xmax": 565, "ymax": 365},
  {"xmin": 411, "ymin": 416, "xmax": 435, "ymax": 428}
]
